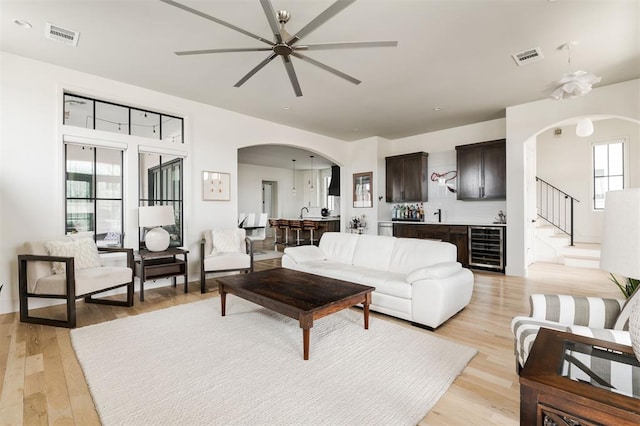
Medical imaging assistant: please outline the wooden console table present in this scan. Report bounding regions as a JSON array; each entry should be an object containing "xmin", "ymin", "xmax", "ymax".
[
  {"xmin": 520, "ymin": 328, "xmax": 640, "ymax": 425},
  {"xmin": 134, "ymin": 248, "xmax": 189, "ymax": 302}
]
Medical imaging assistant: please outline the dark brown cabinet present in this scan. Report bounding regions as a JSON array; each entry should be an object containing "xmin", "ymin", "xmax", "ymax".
[
  {"xmin": 393, "ymin": 223, "xmax": 468, "ymax": 266},
  {"xmin": 456, "ymin": 140, "xmax": 506, "ymax": 200},
  {"xmin": 385, "ymin": 152, "xmax": 428, "ymax": 202}
]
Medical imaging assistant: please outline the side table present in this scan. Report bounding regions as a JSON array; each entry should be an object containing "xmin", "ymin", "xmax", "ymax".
[
  {"xmin": 134, "ymin": 248, "xmax": 189, "ymax": 302},
  {"xmin": 520, "ymin": 327, "xmax": 640, "ymax": 425}
]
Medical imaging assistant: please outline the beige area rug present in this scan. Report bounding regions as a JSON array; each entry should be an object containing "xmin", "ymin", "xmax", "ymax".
[{"xmin": 71, "ymin": 298, "xmax": 477, "ymax": 425}]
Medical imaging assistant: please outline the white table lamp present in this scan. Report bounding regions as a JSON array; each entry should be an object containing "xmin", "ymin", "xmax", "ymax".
[
  {"xmin": 139, "ymin": 205, "xmax": 175, "ymax": 252},
  {"xmin": 600, "ymin": 188, "xmax": 640, "ymax": 360}
]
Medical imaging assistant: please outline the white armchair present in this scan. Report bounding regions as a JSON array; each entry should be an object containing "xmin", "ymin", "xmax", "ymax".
[
  {"xmin": 200, "ymin": 228, "xmax": 253, "ymax": 293},
  {"xmin": 18, "ymin": 237, "xmax": 134, "ymax": 328}
]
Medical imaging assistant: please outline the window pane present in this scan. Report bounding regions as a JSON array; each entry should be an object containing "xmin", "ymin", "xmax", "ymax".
[
  {"xmin": 162, "ymin": 116, "xmax": 182, "ymax": 143},
  {"xmin": 139, "ymin": 153, "xmax": 160, "ymax": 201},
  {"xmin": 610, "ymin": 176, "xmax": 624, "ymax": 191},
  {"xmin": 95, "ymin": 102, "xmax": 129, "ymax": 134},
  {"xmin": 131, "ymin": 109, "xmax": 160, "ymax": 139},
  {"xmin": 593, "ymin": 144, "xmax": 608, "ymax": 177},
  {"xmin": 96, "ymin": 148, "xmax": 122, "ymax": 199},
  {"xmin": 67, "ymin": 199, "xmax": 94, "ymax": 233},
  {"xmin": 594, "ymin": 176, "xmax": 607, "ymax": 210},
  {"xmin": 66, "ymin": 145, "xmax": 94, "ymax": 198},
  {"xmin": 96, "ymin": 200, "xmax": 122, "ymax": 247},
  {"xmin": 64, "ymin": 94, "xmax": 94, "ymax": 129},
  {"xmin": 609, "ymin": 142, "xmax": 623, "ymax": 175}
]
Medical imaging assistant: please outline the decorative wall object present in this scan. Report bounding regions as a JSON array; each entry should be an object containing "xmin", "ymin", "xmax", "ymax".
[
  {"xmin": 203, "ymin": 171, "xmax": 230, "ymax": 201},
  {"xmin": 353, "ymin": 172, "xmax": 373, "ymax": 208}
]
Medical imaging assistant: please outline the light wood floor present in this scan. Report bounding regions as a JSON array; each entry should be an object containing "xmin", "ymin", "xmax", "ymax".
[{"xmin": 0, "ymin": 241, "xmax": 621, "ymax": 425}]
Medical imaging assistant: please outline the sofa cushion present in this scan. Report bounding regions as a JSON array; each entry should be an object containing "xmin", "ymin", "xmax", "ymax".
[
  {"xmin": 388, "ymin": 238, "xmax": 457, "ymax": 274},
  {"xmin": 406, "ymin": 262, "xmax": 462, "ymax": 283},
  {"xmin": 283, "ymin": 245, "xmax": 326, "ymax": 264},
  {"xmin": 204, "ymin": 252, "xmax": 251, "ymax": 271},
  {"xmin": 318, "ymin": 232, "xmax": 359, "ymax": 265},
  {"xmin": 34, "ymin": 266, "xmax": 132, "ymax": 296},
  {"xmin": 351, "ymin": 234, "xmax": 395, "ymax": 272}
]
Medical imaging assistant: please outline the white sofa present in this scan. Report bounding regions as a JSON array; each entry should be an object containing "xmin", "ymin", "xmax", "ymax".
[{"xmin": 281, "ymin": 232, "xmax": 474, "ymax": 329}]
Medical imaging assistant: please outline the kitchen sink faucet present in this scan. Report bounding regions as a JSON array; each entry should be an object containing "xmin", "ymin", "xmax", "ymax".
[
  {"xmin": 300, "ymin": 206, "xmax": 309, "ymax": 219},
  {"xmin": 434, "ymin": 208, "xmax": 442, "ymax": 223}
]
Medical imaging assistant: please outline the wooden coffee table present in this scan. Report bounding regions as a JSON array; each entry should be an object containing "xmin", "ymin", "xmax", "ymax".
[{"xmin": 217, "ymin": 268, "xmax": 375, "ymax": 360}]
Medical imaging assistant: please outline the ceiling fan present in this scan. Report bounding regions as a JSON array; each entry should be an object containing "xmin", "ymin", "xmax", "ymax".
[{"xmin": 160, "ymin": 0, "xmax": 398, "ymax": 97}]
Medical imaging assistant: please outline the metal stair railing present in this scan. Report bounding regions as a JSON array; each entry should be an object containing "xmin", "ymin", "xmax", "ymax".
[{"xmin": 536, "ymin": 177, "xmax": 579, "ymax": 246}]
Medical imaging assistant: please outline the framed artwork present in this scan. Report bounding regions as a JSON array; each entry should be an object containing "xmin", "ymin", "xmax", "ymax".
[
  {"xmin": 353, "ymin": 171, "xmax": 373, "ymax": 208},
  {"xmin": 203, "ymin": 171, "xmax": 230, "ymax": 201}
]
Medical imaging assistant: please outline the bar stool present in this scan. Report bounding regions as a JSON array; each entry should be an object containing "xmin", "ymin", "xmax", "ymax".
[
  {"xmin": 276, "ymin": 219, "xmax": 290, "ymax": 247},
  {"xmin": 288, "ymin": 220, "xmax": 304, "ymax": 246},
  {"xmin": 303, "ymin": 220, "xmax": 319, "ymax": 246},
  {"xmin": 268, "ymin": 218, "xmax": 279, "ymax": 246}
]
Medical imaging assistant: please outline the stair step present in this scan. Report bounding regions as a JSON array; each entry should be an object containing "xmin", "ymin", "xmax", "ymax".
[{"xmin": 563, "ymin": 256, "xmax": 601, "ymax": 269}]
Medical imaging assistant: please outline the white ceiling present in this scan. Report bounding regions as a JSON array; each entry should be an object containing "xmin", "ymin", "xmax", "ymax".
[{"xmin": 2, "ymin": 0, "xmax": 639, "ymax": 147}]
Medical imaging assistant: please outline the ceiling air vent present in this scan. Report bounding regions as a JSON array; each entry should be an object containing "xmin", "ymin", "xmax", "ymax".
[
  {"xmin": 45, "ymin": 22, "xmax": 80, "ymax": 47},
  {"xmin": 512, "ymin": 47, "xmax": 543, "ymax": 66}
]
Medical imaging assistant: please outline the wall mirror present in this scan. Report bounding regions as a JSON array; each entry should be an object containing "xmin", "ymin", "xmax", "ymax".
[{"xmin": 353, "ymin": 171, "xmax": 373, "ymax": 208}]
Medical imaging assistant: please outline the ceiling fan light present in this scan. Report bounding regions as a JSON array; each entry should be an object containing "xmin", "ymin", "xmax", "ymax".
[{"xmin": 576, "ymin": 118, "xmax": 594, "ymax": 137}]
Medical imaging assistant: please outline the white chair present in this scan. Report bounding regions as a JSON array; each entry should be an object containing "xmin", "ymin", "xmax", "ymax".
[
  {"xmin": 248, "ymin": 213, "xmax": 268, "ymax": 242},
  {"xmin": 18, "ymin": 237, "xmax": 134, "ymax": 328},
  {"xmin": 244, "ymin": 213, "xmax": 256, "ymax": 228},
  {"xmin": 200, "ymin": 228, "xmax": 254, "ymax": 293}
]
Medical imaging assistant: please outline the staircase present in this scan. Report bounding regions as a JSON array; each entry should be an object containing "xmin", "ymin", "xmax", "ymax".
[
  {"xmin": 534, "ymin": 177, "xmax": 600, "ymax": 269},
  {"xmin": 534, "ymin": 222, "xmax": 601, "ymax": 269}
]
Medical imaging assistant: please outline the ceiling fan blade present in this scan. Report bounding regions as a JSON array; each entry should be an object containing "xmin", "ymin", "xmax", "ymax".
[
  {"xmin": 281, "ymin": 56, "xmax": 303, "ymax": 97},
  {"xmin": 160, "ymin": 0, "xmax": 274, "ymax": 46},
  {"xmin": 176, "ymin": 47, "xmax": 272, "ymax": 56},
  {"xmin": 234, "ymin": 53, "xmax": 278, "ymax": 88},
  {"xmin": 287, "ymin": 0, "xmax": 356, "ymax": 45},
  {"xmin": 295, "ymin": 41, "xmax": 398, "ymax": 51},
  {"xmin": 260, "ymin": 0, "xmax": 283, "ymax": 44},
  {"xmin": 291, "ymin": 52, "xmax": 360, "ymax": 85}
]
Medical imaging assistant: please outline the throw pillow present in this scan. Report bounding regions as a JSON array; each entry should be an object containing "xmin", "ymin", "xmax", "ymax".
[
  {"xmin": 211, "ymin": 229, "xmax": 243, "ymax": 253},
  {"xmin": 614, "ymin": 287, "xmax": 640, "ymax": 330},
  {"xmin": 45, "ymin": 240, "xmax": 76, "ymax": 275},
  {"xmin": 45, "ymin": 238, "xmax": 102, "ymax": 274}
]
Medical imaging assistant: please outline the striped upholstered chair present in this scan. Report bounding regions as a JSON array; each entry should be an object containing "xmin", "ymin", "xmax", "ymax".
[{"xmin": 511, "ymin": 293, "xmax": 635, "ymax": 374}]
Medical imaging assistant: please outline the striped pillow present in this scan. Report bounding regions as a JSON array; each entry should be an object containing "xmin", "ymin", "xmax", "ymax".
[{"xmin": 614, "ymin": 288, "xmax": 640, "ymax": 330}]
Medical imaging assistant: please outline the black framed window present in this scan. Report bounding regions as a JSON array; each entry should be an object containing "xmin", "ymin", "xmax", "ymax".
[
  {"xmin": 65, "ymin": 144, "xmax": 124, "ymax": 247},
  {"xmin": 63, "ymin": 93, "xmax": 184, "ymax": 144},
  {"xmin": 139, "ymin": 153, "xmax": 183, "ymax": 248},
  {"xmin": 593, "ymin": 140, "xmax": 624, "ymax": 210}
]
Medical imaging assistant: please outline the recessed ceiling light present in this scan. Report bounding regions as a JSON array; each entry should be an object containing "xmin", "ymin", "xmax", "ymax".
[
  {"xmin": 433, "ymin": 107, "xmax": 443, "ymax": 111},
  {"xmin": 14, "ymin": 19, "xmax": 32, "ymax": 29},
  {"xmin": 282, "ymin": 105, "xmax": 290, "ymax": 110}
]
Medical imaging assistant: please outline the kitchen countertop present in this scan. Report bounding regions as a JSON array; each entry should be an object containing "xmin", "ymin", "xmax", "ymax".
[
  {"xmin": 281, "ymin": 217, "xmax": 341, "ymax": 221},
  {"xmin": 378, "ymin": 220, "xmax": 507, "ymax": 227}
]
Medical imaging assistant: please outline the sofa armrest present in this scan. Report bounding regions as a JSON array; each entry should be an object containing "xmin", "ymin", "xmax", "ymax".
[
  {"xmin": 529, "ymin": 294, "xmax": 625, "ymax": 328},
  {"xmin": 405, "ymin": 262, "xmax": 461, "ymax": 284},
  {"xmin": 568, "ymin": 325, "xmax": 632, "ymax": 346},
  {"xmin": 282, "ymin": 245, "xmax": 326, "ymax": 264}
]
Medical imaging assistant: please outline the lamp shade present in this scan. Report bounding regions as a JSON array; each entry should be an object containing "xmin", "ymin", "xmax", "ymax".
[
  {"xmin": 139, "ymin": 205, "xmax": 175, "ymax": 227},
  {"xmin": 576, "ymin": 118, "xmax": 594, "ymax": 137},
  {"xmin": 600, "ymin": 189, "xmax": 640, "ymax": 280}
]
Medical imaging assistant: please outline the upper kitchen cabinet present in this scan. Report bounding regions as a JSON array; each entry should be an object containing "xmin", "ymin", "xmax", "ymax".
[
  {"xmin": 385, "ymin": 152, "xmax": 429, "ymax": 202},
  {"xmin": 456, "ymin": 140, "xmax": 506, "ymax": 201}
]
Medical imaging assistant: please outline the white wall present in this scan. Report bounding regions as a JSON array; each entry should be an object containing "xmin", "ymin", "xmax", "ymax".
[
  {"xmin": 537, "ymin": 118, "xmax": 640, "ymax": 243},
  {"xmin": 507, "ymin": 79, "xmax": 640, "ymax": 276},
  {"xmin": 0, "ymin": 52, "xmax": 348, "ymax": 314}
]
